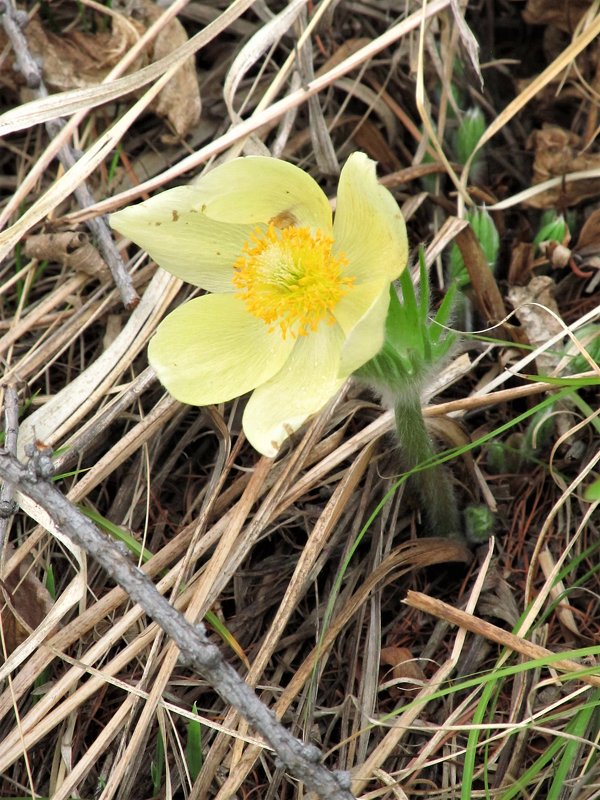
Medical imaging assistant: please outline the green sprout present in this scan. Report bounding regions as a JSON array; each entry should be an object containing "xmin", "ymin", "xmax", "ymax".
[
  {"xmin": 454, "ymin": 107, "xmax": 486, "ymax": 166},
  {"xmin": 533, "ymin": 212, "xmax": 567, "ymax": 252},
  {"xmin": 449, "ymin": 207, "xmax": 499, "ymax": 289},
  {"xmin": 357, "ymin": 250, "xmax": 457, "ymax": 392},
  {"xmin": 464, "ymin": 504, "xmax": 495, "ymax": 542}
]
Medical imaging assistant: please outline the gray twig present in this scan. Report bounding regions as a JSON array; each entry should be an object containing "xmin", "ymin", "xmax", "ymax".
[
  {"xmin": 0, "ymin": 0, "xmax": 139, "ymax": 310},
  {"xmin": 0, "ymin": 385, "xmax": 19, "ymax": 555},
  {"xmin": 0, "ymin": 450, "xmax": 356, "ymax": 800}
]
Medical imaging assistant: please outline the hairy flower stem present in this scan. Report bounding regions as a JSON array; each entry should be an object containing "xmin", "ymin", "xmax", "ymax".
[{"xmin": 394, "ymin": 396, "xmax": 463, "ymax": 540}]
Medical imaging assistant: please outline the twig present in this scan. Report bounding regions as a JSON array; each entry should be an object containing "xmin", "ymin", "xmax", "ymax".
[
  {"xmin": 404, "ymin": 590, "xmax": 600, "ymax": 688},
  {"xmin": 0, "ymin": 385, "xmax": 19, "ymax": 556},
  {"xmin": 0, "ymin": 450, "xmax": 355, "ymax": 800},
  {"xmin": 0, "ymin": 0, "xmax": 139, "ymax": 310}
]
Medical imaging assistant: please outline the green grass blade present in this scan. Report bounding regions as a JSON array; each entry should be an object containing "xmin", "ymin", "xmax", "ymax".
[{"xmin": 186, "ymin": 702, "xmax": 204, "ymax": 783}]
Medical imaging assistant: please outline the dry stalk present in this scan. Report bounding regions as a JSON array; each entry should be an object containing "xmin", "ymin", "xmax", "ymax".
[{"xmin": 404, "ymin": 591, "xmax": 600, "ymax": 688}]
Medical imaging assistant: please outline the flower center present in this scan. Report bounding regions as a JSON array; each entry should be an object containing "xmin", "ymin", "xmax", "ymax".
[{"xmin": 232, "ymin": 224, "xmax": 354, "ymax": 338}]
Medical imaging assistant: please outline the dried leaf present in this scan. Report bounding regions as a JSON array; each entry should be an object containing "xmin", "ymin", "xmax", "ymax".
[
  {"xmin": 523, "ymin": 0, "xmax": 593, "ymax": 33},
  {"xmin": 526, "ymin": 125, "xmax": 600, "ymax": 208},
  {"xmin": 575, "ymin": 208, "xmax": 600, "ymax": 251},
  {"xmin": 222, "ymin": 0, "xmax": 305, "ymax": 154},
  {"xmin": 25, "ymin": 16, "xmax": 143, "ymax": 92},
  {"xmin": 380, "ymin": 646, "xmax": 427, "ymax": 682},
  {"xmin": 454, "ymin": 223, "xmax": 516, "ymax": 340},
  {"xmin": 9, "ymin": 5, "xmax": 199, "ymax": 138},
  {"xmin": 133, "ymin": 0, "xmax": 201, "ymax": 139},
  {"xmin": 539, "ymin": 548, "xmax": 580, "ymax": 636},
  {"xmin": 450, "ymin": 0, "xmax": 483, "ymax": 88},
  {"xmin": 0, "ymin": 547, "xmax": 56, "ymax": 658},
  {"xmin": 352, "ymin": 119, "xmax": 402, "ymax": 171},
  {"xmin": 379, "ymin": 646, "xmax": 427, "ymax": 700},
  {"xmin": 508, "ymin": 241, "xmax": 535, "ymax": 286},
  {"xmin": 508, "ymin": 276, "xmax": 564, "ymax": 373},
  {"xmin": 23, "ymin": 232, "xmax": 110, "ymax": 280}
]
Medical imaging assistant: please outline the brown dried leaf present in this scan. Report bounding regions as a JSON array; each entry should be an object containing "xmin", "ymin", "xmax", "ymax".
[
  {"xmin": 380, "ymin": 646, "xmax": 427, "ymax": 682},
  {"xmin": 25, "ymin": 16, "xmax": 143, "ymax": 91},
  {"xmin": 23, "ymin": 231, "xmax": 110, "ymax": 280},
  {"xmin": 132, "ymin": 0, "xmax": 201, "ymax": 139},
  {"xmin": 522, "ymin": 0, "xmax": 593, "ymax": 33},
  {"xmin": 508, "ymin": 241, "xmax": 535, "ymax": 286},
  {"xmin": 508, "ymin": 275, "xmax": 564, "ymax": 373},
  {"xmin": 380, "ymin": 646, "xmax": 427, "ymax": 701},
  {"xmin": 315, "ymin": 38, "xmax": 372, "ymax": 76},
  {"xmin": 352, "ymin": 119, "xmax": 402, "ymax": 171},
  {"xmin": 575, "ymin": 208, "xmax": 600, "ymax": 251},
  {"xmin": 11, "ymin": 5, "xmax": 199, "ymax": 138},
  {"xmin": 526, "ymin": 125, "xmax": 600, "ymax": 208},
  {"xmin": 1, "ymin": 549, "xmax": 56, "ymax": 658},
  {"xmin": 454, "ymin": 223, "xmax": 519, "ymax": 341}
]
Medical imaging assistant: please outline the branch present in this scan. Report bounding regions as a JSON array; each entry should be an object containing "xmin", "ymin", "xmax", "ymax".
[
  {"xmin": 0, "ymin": 0, "xmax": 139, "ymax": 310},
  {"xmin": 0, "ymin": 450, "xmax": 355, "ymax": 800},
  {"xmin": 0, "ymin": 385, "xmax": 19, "ymax": 554}
]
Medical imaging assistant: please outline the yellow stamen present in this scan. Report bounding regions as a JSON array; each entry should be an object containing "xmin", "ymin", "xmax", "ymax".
[{"xmin": 233, "ymin": 224, "xmax": 354, "ymax": 338}]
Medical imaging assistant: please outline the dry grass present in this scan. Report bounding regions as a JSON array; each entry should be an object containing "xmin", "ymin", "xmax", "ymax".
[{"xmin": 1, "ymin": 1, "xmax": 599, "ymax": 798}]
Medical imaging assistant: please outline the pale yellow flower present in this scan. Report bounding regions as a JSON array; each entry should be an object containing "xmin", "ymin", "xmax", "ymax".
[{"xmin": 110, "ymin": 153, "xmax": 407, "ymax": 456}]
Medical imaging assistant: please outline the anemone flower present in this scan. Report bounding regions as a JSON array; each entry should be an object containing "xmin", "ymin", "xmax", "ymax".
[{"xmin": 110, "ymin": 153, "xmax": 407, "ymax": 456}]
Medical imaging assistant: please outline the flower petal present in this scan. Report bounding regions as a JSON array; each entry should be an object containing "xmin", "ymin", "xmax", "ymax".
[
  {"xmin": 333, "ymin": 152, "xmax": 408, "ymax": 284},
  {"xmin": 191, "ymin": 157, "xmax": 333, "ymax": 231},
  {"xmin": 243, "ymin": 325, "xmax": 345, "ymax": 456},
  {"xmin": 333, "ymin": 277, "xmax": 384, "ymax": 334},
  {"xmin": 337, "ymin": 283, "xmax": 391, "ymax": 375},
  {"xmin": 110, "ymin": 187, "xmax": 255, "ymax": 291},
  {"xmin": 148, "ymin": 294, "xmax": 294, "ymax": 405}
]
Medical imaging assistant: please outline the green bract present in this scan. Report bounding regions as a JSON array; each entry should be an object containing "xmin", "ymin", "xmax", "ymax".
[
  {"xmin": 110, "ymin": 153, "xmax": 408, "ymax": 456},
  {"xmin": 356, "ymin": 250, "xmax": 457, "ymax": 394}
]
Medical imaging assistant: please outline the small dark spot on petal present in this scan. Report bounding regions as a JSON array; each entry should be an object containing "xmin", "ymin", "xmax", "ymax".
[{"xmin": 172, "ymin": 210, "xmax": 179, "ymax": 222}]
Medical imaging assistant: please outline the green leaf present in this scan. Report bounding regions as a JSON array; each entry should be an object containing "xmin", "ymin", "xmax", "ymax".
[
  {"xmin": 79, "ymin": 506, "xmax": 154, "ymax": 564},
  {"xmin": 356, "ymin": 252, "xmax": 457, "ymax": 393},
  {"xmin": 464, "ymin": 504, "xmax": 495, "ymax": 541},
  {"xmin": 45, "ymin": 564, "xmax": 56, "ymax": 600},
  {"xmin": 186, "ymin": 703, "xmax": 204, "ymax": 782},
  {"xmin": 533, "ymin": 212, "xmax": 567, "ymax": 250},
  {"xmin": 454, "ymin": 107, "xmax": 486, "ymax": 165},
  {"xmin": 584, "ymin": 479, "xmax": 600, "ymax": 501},
  {"xmin": 151, "ymin": 732, "xmax": 165, "ymax": 795},
  {"xmin": 449, "ymin": 208, "xmax": 499, "ymax": 288},
  {"xmin": 563, "ymin": 324, "xmax": 600, "ymax": 374}
]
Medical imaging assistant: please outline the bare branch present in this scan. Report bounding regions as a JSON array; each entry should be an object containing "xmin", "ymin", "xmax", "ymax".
[
  {"xmin": 0, "ymin": 450, "xmax": 355, "ymax": 800},
  {"xmin": 0, "ymin": 384, "xmax": 19, "ymax": 553}
]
